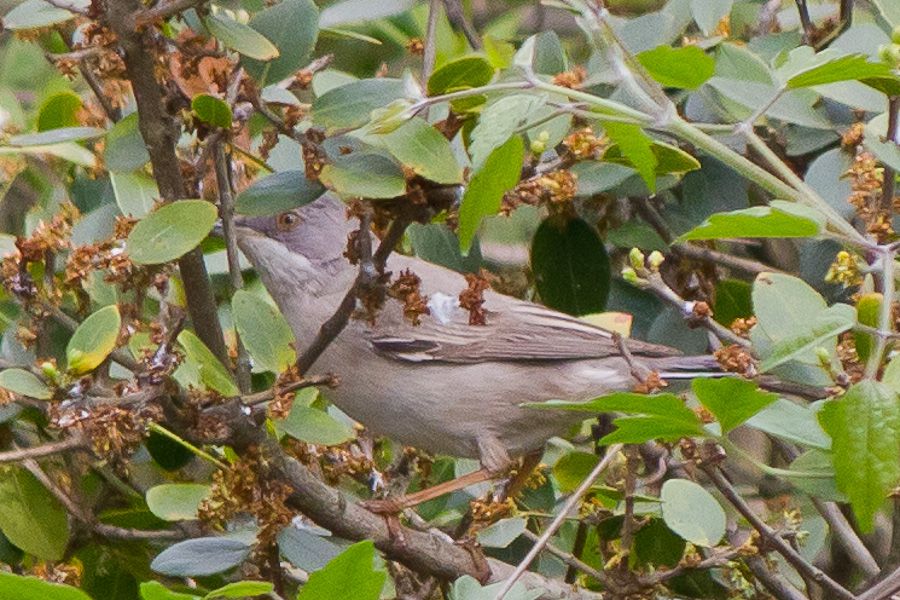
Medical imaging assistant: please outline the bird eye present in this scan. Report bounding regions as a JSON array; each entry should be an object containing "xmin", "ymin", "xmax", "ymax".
[{"xmin": 276, "ymin": 212, "xmax": 300, "ymax": 231}]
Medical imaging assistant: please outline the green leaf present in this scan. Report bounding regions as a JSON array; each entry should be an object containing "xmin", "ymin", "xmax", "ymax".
[
  {"xmin": 0, "ymin": 466, "xmax": 70, "ymax": 560},
  {"xmin": 678, "ymin": 204, "xmax": 822, "ymax": 241},
  {"xmin": 458, "ymin": 135, "xmax": 523, "ymax": 253},
  {"xmin": 529, "ymin": 392, "xmax": 698, "ymax": 422},
  {"xmin": 601, "ymin": 416, "xmax": 706, "ymax": 444},
  {"xmin": 468, "ymin": 94, "xmax": 546, "ymax": 169},
  {"xmin": 407, "ymin": 223, "xmax": 482, "ymax": 274},
  {"xmin": 531, "ymin": 216, "xmax": 610, "ymax": 316},
  {"xmin": 785, "ymin": 52, "xmax": 897, "ymax": 90},
  {"xmin": 36, "ymin": 92, "xmax": 82, "ymax": 131},
  {"xmin": 636, "ymin": 45, "xmax": 715, "ymax": 89},
  {"xmin": 177, "ymin": 330, "xmax": 239, "ymax": 397},
  {"xmin": 104, "ymin": 113, "xmax": 150, "ymax": 172},
  {"xmin": 127, "ymin": 200, "xmax": 218, "ymax": 265},
  {"xmin": 110, "ymin": 171, "xmax": 159, "ymax": 218},
  {"xmin": 204, "ymin": 13, "xmax": 279, "ymax": 60},
  {"xmin": 66, "ymin": 305, "xmax": 121, "ymax": 375},
  {"xmin": 602, "ymin": 139, "xmax": 700, "ymax": 176},
  {"xmin": 693, "ymin": 378, "xmax": 776, "ymax": 433},
  {"xmin": 146, "ymin": 484, "xmax": 211, "ymax": 521},
  {"xmin": 0, "ymin": 572, "xmax": 90, "ymax": 600},
  {"xmin": 275, "ymin": 404, "xmax": 354, "ymax": 445},
  {"xmin": 296, "ymin": 541, "xmax": 385, "ymax": 600},
  {"xmin": 312, "ymin": 79, "xmax": 405, "ymax": 130},
  {"xmin": 746, "ymin": 399, "xmax": 831, "ymax": 450},
  {"xmin": 191, "ymin": 95, "xmax": 232, "ymax": 129},
  {"xmin": 151, "ymin": 537, "xmax": 251, "ymax": 577},
  {"xmin": 476, "ymin": 517, "xmax": 526, "ymax": 548},
  {"xmin": 380, "ymin": 118, "xmax": 462, "ymax": 185},
  {"xmin": 691, "ymin": 0, "xmax": 733, "ymax": 35},
  {"xmin": 140, "ymin": 581, "xmax": 200, "ymax": 600},
  {"xmin": 204, "ymin": 581, "xmax": 274, "ymax": 600},
  {"xmin": 661, "ymin": 479, "xmax": 726, "ymax": 547},
  {"xmin": 427, "ymin": 55, "xmax": 494, "ymax": 96},
  {"xmin": 781, "ymin": 449, "xmax": 844, "ymax": 501},
  {"xmin": 2, "ymin": 0, "xmax": 86, "ymax": 30},
  {"xmin": 760, "ymin": 303, "xmax": 856, "ymax": 372},
  {"xmin": 532, "ymin": 31, "xmax": 567, "ymax": 75},
  {"xmin": 242, "ymin": 0, "xmax": 319, "ymax": 86},
  {"xmin": 553, "ymin": 451, "xmax": 600, "ymax": 493},
  {"xmin": 602, "ymin": 122, "xmax": 657, "ymax": 191},
  {"xmin": 819, "ymin": 381, "xmax": 900, "ymax": 532},
  {"xmin": 319, "ymin": 153, "xmax": 406, "ymax": 198},
  {"xmin": 8, "ymin": 126, "xmax": 105, "ymax": 146},
  {"xmin": 634, "ymin": 517, "xmax": 686, "ymax": 567},
  {"xmin": 232, "ymin": 290, "xmax": 296, "ymax": 373},
  {"xmin": 713, "ymin": 279, "xmax": 752, "ymax": 326},
  {"xmin": 234, "ymin": 170, "xmax": 325, "ymax": 216},
  {"xmin": 0, "ymin": 368, "xmax": 51, "ymax": 400}
]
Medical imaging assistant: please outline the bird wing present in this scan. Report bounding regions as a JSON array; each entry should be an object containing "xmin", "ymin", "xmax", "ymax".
[{"xmin": 363, "ymin": 255, "xmax": 679, "ymax": 364}]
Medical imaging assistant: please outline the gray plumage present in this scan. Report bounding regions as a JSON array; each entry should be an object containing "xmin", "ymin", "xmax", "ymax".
[{"xmin": 234, "ymin": 195, "xmax": 715, "ymax": 473}]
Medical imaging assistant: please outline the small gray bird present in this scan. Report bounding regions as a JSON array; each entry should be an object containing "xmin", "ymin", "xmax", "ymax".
[{"xmin": 234, "ymin": 194, "xmax": 716, "ymax": 509}]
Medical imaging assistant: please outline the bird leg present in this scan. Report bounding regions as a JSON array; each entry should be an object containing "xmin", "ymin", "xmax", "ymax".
[
  {"xmin": 360, "ymin": 467, "xmax": 496, "ymax": 514},
  {"xmin": 497, "ymin": 448, "xmax": 544, "ymax": 502}
]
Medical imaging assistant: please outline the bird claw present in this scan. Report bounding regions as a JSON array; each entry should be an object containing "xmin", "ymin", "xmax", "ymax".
[
  {"xmin": 359, "ymin": 497, "xmax": 405, "ymax": 515},
  {"xmin": 456, "ymin": 537, "xmax": 491, "ymax": 584}
]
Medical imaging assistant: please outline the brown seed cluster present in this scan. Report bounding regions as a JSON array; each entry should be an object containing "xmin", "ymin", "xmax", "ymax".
[
  {"xmin": 502, "ymin": 170, "xmax": 578, "ymax": 214},
  {"xmin": 845, "ymin": 150, "xmax": 893, "ymax": 242},
  {"xmin": 564, "ymin": 127, "xmax": 606, "ymax": 160},
  {"xmin": 405, "ymin": 37, "xmax": 425, "ymax": 55},
  {"xmin": 632, "ymin": 371, "xmax": 667, "ymax": 394},
  {"xmin": 729, "ymin": 316, "xmax": 757, "ymax": 338},
  {"xmin": 199, "ymin": 453, "xmax": 295, "ymax": 549},
  {"xmin": 30, "ymin": 561, "xmax": 82, "ymax": 587},
  {"xmin": 714, "ymin": 344, "xmax": 756, "ymax": 376},
  {"xmin": 389, "ymin": 269, "xmax": 430, "ymax": 326},
  {"xmin": 459, "ymin": 270, "xmax": 491, "ymax": 326},
  {"xmin": 470, "ymin": 498, "xmax": 515, "ymax": 530},
  {"xmin": 268, "ymin": 365, "xmax": 303, "ymax": 421},
  {"xmin": 551, "ymin": 66, "xmax": 587, "ymax": 89}
]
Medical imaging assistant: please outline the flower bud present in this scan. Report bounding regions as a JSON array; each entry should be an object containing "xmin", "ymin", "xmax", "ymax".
[
  {"xmin": 628, "ymin": 247, "xmax": 646, "ymax": 271},
  {"xmin": 647, "ymin": 250, "xmax": 665, "ymax": 271},
  {"xmin": 621, "ymin": 267, "xmax": 640, "ymax": 285},
  {"xmin": 893, "ymin": 25, "xmax": 900, "ymax": 45},
  {"xmin": 41, "ymin": 361, "xmax": 59, "ymax": 383}
]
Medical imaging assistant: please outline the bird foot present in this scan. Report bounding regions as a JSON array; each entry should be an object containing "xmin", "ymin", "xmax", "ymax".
[
  {"xmin": 359, "ymin": 497, "xmax": 406, "ymax": 515},
  {"xmin": 456, "ymin": 537, "xmax": 492, "ymax": 584}
]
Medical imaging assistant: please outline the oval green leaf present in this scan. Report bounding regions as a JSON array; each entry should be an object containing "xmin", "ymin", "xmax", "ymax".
[
  {"xmin": 319, "ymin": 153, "xmax": 406, "ymax": 199},
  {"xmin": 242, "ymin": 0, "xmax": 319, "ymax": 86},
  {"xmin": 232, "ymin": 290, "xmax": 296, "ymax": 373},
  {"xmin": 661, "ymin": 479, "xmax": 726, "ymax": 547},
  {"xmin": 127, "ymin": 200, "xmax": 218, "ymax": 265},
  {"xmin": 177, "ymin": 330, "xmax": 239, "ymax": 397},
  {"xmin": 0, "ymin": 572, "xmax": 90, "ymax": 600},
  {"xmin": 0, "ymin": 467, "xmax": 70, "ymax": 560},
  {"xmin": 66, "ymin": 304, "xmax": 121, "ymax": 375},
  {"xmin": 146, "ymin": 484, "xmax": 211, "ymax": 521},
  {"xmin": 204, "ymin": 13, "xmax": 279, "ymax": 60},
  {"xmin": 379, "ymin": 118, "xmax": 462, "ymax": 185},
  {"xmin": 204, "ymin": 581, "xmax": 275, "ymax": 600},
  {"xmin": 0, "ymin": 368, "xmax": 51, "ymax": 400},
  {"xmin": 234, "ymin": 170, "xmax": 325, "ymax": 216},
  {"xmin": 531, "ymin": 216, "xmax": 610, "ymax": 316},
  {"xmin": 312, "ymin": 78, "xmax": 406, "ymax": 130},
  {"xmin": 275, "ymin": 404, "xmax": 354, "ymax": 445},
  {"xmin": 678, "ymin": 205, "xmax": 822, "ymax": 241},
  {"xmin": 191, "ymin": 94, "xmax": 233, "ymax": 129},
  {"xmin": 427, "ymin": 55, "xmax": 494, "ymax": 96},
  {"xmin": 8, "ymin": 127, "xmax": 105, "ymax": 147}
]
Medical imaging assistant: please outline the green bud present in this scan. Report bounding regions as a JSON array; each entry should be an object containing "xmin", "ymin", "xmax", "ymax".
[
  {"xmin": 530, "ymin": 139, "xmax": 547, "ymax": 155},
  {"xmin": 893, "ymin": 25, "xmax": 900, "ymax": 45},
  {"xmin": 628, "ymin": 247, "xmax": 646, "ymax": 271},
  {"xmin": 40, "ymin": 361, "xmax": 59, "ymax": 383},
  {"xmin": 538, "ymin": 130, "xmax": 550, "ymax": 142},
  {"xmin": 814, "ymin": 347, "xmax": 831, "ymax": 366},
  {"xmin": 647, "ymin": 250, "xmax": 665, "ymax": 270},
  {"xmin": 621, "ymin": 267, "xmax": 640, "ymax": 285}
]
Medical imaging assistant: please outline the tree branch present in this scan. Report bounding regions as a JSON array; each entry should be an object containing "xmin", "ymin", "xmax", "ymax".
[
  {"xmin": 702, "ymin": 464, "xmax": 855, "ymax": 600},
  {"xmin": 104, "ymin": 0, "xmax": 229, "ymax": 367},
  {"xmin": 134, "ymin": 0, "xmax": 209, "ymax": 27},
  {"xmin": 0, "ymin": 436, "xmax": 83, "ymax": 464}
]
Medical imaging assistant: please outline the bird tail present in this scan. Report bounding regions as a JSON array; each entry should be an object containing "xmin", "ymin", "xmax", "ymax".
[{"xmin": 650, "ymin": 354, "xmax": 725, "ymax": 380}]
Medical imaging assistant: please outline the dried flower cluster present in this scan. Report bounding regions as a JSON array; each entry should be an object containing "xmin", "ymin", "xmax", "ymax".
[
  {"xmin": 502, "ymin": 170, "xmax": 578, "ymax": 214},
  {"xmin": 459, "ymin": 270, "xmax": 491, "ymax": 326},
  {"xmin": 845, "ymin": 150, "xmax": 893, "ymax": 242},
  {"xmin": 389, "ymin": 269, "xmax": 430, "ymax": 326}
]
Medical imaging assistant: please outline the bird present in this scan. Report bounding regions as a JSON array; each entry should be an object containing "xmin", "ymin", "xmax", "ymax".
[{"xmin": 232, "ymin": 193, "xmax": 718, "ymax": 511}]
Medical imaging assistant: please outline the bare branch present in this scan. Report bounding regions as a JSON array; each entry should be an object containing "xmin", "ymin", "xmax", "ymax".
[
  {"xmin": 295, "ymin": 215, "xmax": 409, "ymax": 375},
  {"xmin": 134, "ymin": 0, "xmax": 209, "ymax": 27},
  {"xmin": 0, "ymin": 437, "xmax": 84, "ymax": 464},
  {"xmin": 104, "ymin": 0, "xmax": 229, "ymax": 366},
  {"xmin": 214, "ymin": 140, "xmax": 251, "ymax": 393},
  {"xmin": 702, "ymin": 464, "xmax": 855, "ymax": 600},
  {"xmin": 494, "ymin": 444, "xmax": 623, "ymax": 598}
]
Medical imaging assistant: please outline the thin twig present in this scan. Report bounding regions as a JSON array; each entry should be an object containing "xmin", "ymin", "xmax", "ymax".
[
  {"xmin": 241, "ymin": 374, "xmax": 337, "ymax": 406},
  {"xmin": 493, "ymin": 444, "xmax": 623, "ymax": 599},
  {"xmin": 134, "ymin": 0, "xmax": 209, "ymax": 27},
  {"xmin": 794, "ymin": 0, "xmax": 815, "ymax": 45},
  {"xmin": 727, "ymin": 529, "xmax": 808, "ymax": 600},
  {"xmin": 881, "ymin": 97, "xmax": 899, "ymax": 213},
  {"xmin": 213, "ymin": 140, "xmax": 251, "ymax": 393},
  {"xmin": 295, "ymin": 215, "xmax": 408, "ymax": 375},
  {"xmin": 106, "ymin": 0, "xmax": 229, "ymax": 366},
  {"xmin": 520, "ymin": 529, "xmax": 609, "ymax": 585},
  {"xmin": 0, "ymin": 437, "xmax": 83, "ymax": 463},
  {"xmin": 702, "ymin": 464, "xmax": 855, "ymax": 600},
  {"xmin": 423, "ymin": 0, "xmax": 441, "ymax": 84}
]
